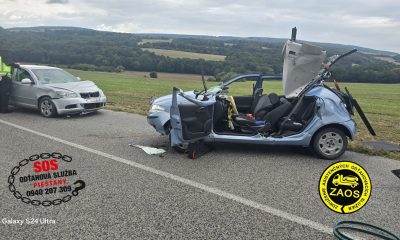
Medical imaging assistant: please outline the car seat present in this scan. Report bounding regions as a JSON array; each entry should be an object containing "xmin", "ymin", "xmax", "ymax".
[
  {"xmin": 253, "ymin": 93, "xmax": 280, "ymax": 119},
  {"xmin": 233, "ymin": 93, "xmax": 281, "ymax": 126},
  {"xmin": 278, "ymin": 98, "xmax": 316, "ymax": 132},
  {"xmin": 250, "ymin": 88, "xmax": 263, "ymax": 113},
  {"xmin": 263, "ymin": 98, "xmax": 293, "ymax": 129},
  {"xmin": 213, "ymin": 100, "xmax": 226, "ymax": 127}
]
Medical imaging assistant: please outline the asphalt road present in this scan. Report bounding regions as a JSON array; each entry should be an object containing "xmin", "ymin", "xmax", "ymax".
[{"xmin": 1, "ymin": 109, "xmax": 399, "ymax": 239}]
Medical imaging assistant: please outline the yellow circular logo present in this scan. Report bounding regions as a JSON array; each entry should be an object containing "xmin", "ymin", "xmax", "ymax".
[{"xmin": 319, "ymin": 161, "xmax": 371, "ymax": 214}]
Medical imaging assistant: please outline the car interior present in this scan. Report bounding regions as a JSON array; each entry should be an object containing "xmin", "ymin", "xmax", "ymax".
[
  {"xmin": 177, "ymin": 80, "xmax": 318, "ymax": 141},
  {"xmin": 213, "ymin": 88, "xmax": 318, "ymax": 137}
]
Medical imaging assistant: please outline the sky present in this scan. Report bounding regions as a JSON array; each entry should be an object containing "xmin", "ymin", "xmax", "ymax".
[{"xmin": 1, "ymin": 0, "xmax": 399, "ymax": 53}]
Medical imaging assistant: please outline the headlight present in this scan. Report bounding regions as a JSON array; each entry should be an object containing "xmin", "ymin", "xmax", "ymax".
[
  {"xmin": 55, "ymin": 91, "xmax": 79, "ymax": 98},
  {"xmin": 149, "ymin": 104, "xmax": 166, "ymax": 113},
  {"xmin": 98, "ymin": 89, "xmax": 105, "ymax": 97}
]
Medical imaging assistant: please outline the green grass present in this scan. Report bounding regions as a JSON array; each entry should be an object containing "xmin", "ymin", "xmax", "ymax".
[
  {"xmin": 67, "ymin": 69, "xmax": 400, "ymax": 160},
  {"xmin": 138, "ymin": 38, "xmax": 173, "ymax": 45},
  {"xmin": 141, "ymin": 48, "xmax": 226, "ymax": 61},
  {"xmin": 68, "ymin": 69, "xmax": 207, "ymax": 115}
]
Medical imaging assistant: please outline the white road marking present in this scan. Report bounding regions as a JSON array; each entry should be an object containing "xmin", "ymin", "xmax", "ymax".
[{"xmin": 0, "ymin": 119, "xmax": 332, "ymax": 235}]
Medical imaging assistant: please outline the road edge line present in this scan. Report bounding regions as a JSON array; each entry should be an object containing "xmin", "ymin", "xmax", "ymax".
[{"xmin": 0, "ymin": 119, "xmax": 332, "ymax": 235}]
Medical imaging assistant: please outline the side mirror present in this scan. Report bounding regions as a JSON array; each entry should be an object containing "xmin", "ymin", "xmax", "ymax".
[
  {"xmin": 77, "ymin": 77, "xmax": 81, "ymax": 81},
  {"xmin": 21, "ymin": 78, "xmax": 32, "ymax": 84}
]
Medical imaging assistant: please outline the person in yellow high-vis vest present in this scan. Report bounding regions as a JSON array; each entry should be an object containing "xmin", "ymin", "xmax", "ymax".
[
  {"xmin": 0, "ymin": 56, "xmax": 11, "ymax": 75},
  {"xmin": 0, "ymin": 56, "xmax": 12, "ymax": 113}
]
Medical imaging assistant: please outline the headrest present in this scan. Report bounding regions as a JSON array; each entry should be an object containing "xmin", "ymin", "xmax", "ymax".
[{"xmin": 268, "ymin": 93, "xmax": 280, "ymax": 105}]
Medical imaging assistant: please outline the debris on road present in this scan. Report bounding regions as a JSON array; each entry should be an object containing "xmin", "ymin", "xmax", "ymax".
[
  {"xmin": 392, "ymin": 169, "xmax": 400, "ymax": 179},
  {"xmin": 187, "ymin": 141, "xmax": 213, "ymax": 159},
  {"xmin": 129, "ymin": 143, "xmax": 166, "ymax": 155}
]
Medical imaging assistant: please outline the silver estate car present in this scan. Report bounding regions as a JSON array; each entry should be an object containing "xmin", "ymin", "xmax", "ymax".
[{"xmin": 9, "ymin": 65, "xmax": 107, "ymax": 117}]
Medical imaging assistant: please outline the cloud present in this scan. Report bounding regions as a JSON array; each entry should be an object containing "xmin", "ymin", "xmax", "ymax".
[
  {"xmin": 342, "ymin": 15, "xmax": 400, "ymax": 28},
  {"xmin": 46, "ymin": 0, "xmax": 69, "ymax": 4},
  {"xmin": 96, "ymin": 22, "xmax": 141, "ymax": 33},
  {"xmin": 0, "ymin": 0, "xmax": 399, "ymax": 53}
]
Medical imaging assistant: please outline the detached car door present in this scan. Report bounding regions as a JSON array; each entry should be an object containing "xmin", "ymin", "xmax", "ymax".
[{"xmin": 170, "ymin": 87, "xmax": 214, "ymax": 147}]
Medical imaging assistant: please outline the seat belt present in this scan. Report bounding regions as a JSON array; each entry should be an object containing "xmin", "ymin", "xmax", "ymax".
[{"xmin": 226, "ymin": 96, "xmax": 238, "ymax": 130}]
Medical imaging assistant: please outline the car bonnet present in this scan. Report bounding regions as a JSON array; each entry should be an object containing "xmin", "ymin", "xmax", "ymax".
[{"xmin": 45, "ymin": 80, "xmax": 99, "ymax": 93}]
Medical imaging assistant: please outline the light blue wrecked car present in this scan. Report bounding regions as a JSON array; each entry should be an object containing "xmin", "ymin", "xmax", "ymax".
[{"xmin": 148, "ymin": 34, "xmax": 375, "ymax": 159}]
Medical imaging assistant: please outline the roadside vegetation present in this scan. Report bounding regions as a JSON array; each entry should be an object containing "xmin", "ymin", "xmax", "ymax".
[
  {"xmin": 67, "ymin": 69, "xmax": 400, "ymax": 160},
  {"xmin": 1, "ymin": 27, "xmax": 400, "ymax": 83}
]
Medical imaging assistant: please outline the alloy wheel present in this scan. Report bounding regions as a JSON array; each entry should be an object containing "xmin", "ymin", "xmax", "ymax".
[
  {"xmin": 40, "ymin": 99, "xmax": 53, "ymax": 117},
  {"xmin": 318, "ymin": 131, "xmax": 344, "ymax": 157}
]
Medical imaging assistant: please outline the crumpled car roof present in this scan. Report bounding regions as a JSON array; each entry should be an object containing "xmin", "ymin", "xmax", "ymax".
[{"xmin": 282, "ymin": 40, "xmax": 326, "ymax": 97}]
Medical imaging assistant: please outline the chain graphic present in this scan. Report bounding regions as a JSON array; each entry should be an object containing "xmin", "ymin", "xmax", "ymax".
[{"xmin": 8, "ymin": 153, "xmax": 85, "ymax": 207}]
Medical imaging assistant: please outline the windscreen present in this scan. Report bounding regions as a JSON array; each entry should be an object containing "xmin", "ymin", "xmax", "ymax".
[{"xmin": 32, "ymin": 69, "xmax": 79, "ymax": 84}]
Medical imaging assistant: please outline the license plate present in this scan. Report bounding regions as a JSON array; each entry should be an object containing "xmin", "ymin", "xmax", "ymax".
[{"xmin": 86, "ymin": 98, "xmax": 100, "ymax": 103}]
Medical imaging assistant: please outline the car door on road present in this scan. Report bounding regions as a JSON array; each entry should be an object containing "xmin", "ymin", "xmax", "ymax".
[{"xmin": 10, "ymin": 68, "xmax": 37, "ymax": 108}]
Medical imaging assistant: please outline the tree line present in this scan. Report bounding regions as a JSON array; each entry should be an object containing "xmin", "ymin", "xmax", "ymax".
[{"xmin": 0, "ymin": 27, "xmax": 399, "ymax": 83}]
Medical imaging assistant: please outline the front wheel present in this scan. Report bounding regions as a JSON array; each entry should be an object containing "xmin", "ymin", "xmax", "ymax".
[
  {"xmin": 39, "ymin": 97, "xmax": 57, "ymax": 118},
  {"xmin": 312, "ymin": 128, "xmax": 348, "ymax": 160}
]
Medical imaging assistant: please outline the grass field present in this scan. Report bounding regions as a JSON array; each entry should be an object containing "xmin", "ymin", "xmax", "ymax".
[
  {"xmin": 68, "ymin": 69, "xmax": 400, "ymax": 159},
  {"xmin": 138, "ymin": 38, "xmax": 173, "ymax": 45},
  {"xmin": 141, "ymin": 48, "xmax": 226, "ymax": 61}
]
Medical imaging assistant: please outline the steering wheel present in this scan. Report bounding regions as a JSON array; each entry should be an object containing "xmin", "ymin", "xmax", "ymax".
[{"xmin": 195, "ymin": 89, "xmax": 205, "ymax": 99}]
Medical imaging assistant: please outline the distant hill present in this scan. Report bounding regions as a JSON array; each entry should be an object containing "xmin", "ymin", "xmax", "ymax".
[
  {"xmin": 7, "ymin": 26, "xmax": 94, "ymax": 32},
  {"xmin": 136, "ymin": 33, "xmax": 398, "ymax": 56},
  {"xmin": 1, "ymin": 26, "xmax": 400, "ymax": 83},
  {"xmin": 7, "ymin": 26, "xmax": 398, "ymax": 56}
]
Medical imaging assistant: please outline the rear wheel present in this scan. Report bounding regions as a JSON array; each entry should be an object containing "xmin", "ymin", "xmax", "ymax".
[
  {"xmin": 312, "ymin": 128, "xmax": 347, "ymax": 160},
  {"xmin": 39, "ymin": 97, "xmax": 57, "ymax": 118}
]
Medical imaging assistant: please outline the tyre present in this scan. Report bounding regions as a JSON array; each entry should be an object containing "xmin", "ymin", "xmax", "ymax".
[
  {"xmin": 39, "ymin": 97, "xmax": 57, "ymax": 118},
  {"xmin": 312, "ymin": 127, "xmax": 348, "ymax": 160}
]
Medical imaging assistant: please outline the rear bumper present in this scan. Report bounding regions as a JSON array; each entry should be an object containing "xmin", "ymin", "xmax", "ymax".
[{"xmin": 53, "ymin": 96, "xmax": 107, "ymax": 115}]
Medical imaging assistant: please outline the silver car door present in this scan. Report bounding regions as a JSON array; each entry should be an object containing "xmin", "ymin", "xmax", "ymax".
[{"xmin": 11, "ymin": 68, "xmax": 37, "ymax": 108}]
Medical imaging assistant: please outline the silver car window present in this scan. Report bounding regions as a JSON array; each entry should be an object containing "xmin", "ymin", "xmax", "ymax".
[
  {"xmin": 16, "ymin": 69, "xmax": 33, "ymax": 82},
  {"xmin": 31, "ymin": 69, "xmax": 79, "ymax": 84}
]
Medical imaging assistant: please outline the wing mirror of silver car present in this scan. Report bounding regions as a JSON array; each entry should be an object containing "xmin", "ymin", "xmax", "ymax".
[{"xmin": 21, "ymin": 78, "xmax": 32, "ymax": 84}]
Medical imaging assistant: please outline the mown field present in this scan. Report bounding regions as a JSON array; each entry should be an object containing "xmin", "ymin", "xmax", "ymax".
[
  {"xmin": 141, "ymin": 48, "xmax": 226, "ymax": 61},
  {"xmin": 138, "ymin": 38, "xmax": 173, "ymax": 45},
  {"xmin": 68, "ymin": 69, "xmax": 400, "ymax": 159}
]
